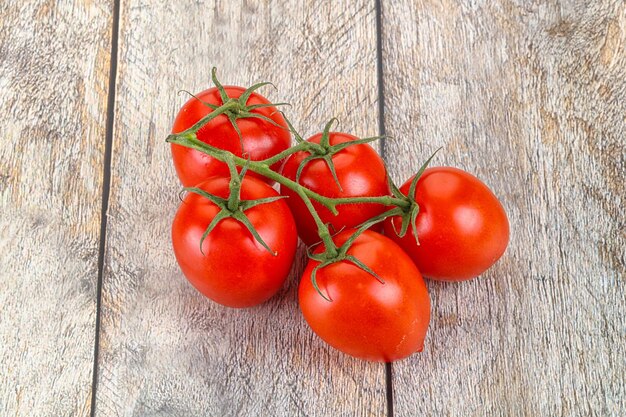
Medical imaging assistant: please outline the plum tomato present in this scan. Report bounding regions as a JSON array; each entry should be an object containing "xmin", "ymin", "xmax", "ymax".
[
  {"xmin": 172, "ymin": 176, "xmax": 298, "ymax": 307},
  {"xmin": 171, "ymin": 86, "xmax": 290, "ymax": 186},
  {"xmin": 384, "ymin": 167, "xmax": 510, "ymax": 281},
  {"xmin": 280, "ymin": 132, "xmax": 389, "ymax": 245},
  {"xmin": 298, "ymin": 230, "xmax": 431, "ymax": 362}
]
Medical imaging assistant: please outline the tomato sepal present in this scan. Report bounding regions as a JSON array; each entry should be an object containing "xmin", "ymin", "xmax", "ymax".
[
  {"xmin": 168, "ymin": 68, "xmax": 292, "ymax": 187},
  {"xmin": 388, "ymin": 147, "xmax": 442, "ymax": 245},
  {"xmin": 304, "ymin": 209, "xmax": 399, "ymax": 301},
  {"xmin": 184, "ymin": 159, "xmax": 288, "ymax": 256},
  {"xmin": 292, "ymin": 119, "xmax": 386, "ymax": 193}
]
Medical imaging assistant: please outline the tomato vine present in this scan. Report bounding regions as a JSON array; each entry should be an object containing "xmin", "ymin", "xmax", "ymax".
[{"xmin": 166, "ymin": 68, "xmax": 434, "ymax": 299}]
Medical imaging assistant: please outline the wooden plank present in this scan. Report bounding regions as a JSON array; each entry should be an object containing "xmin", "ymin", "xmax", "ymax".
[
  {"xmin": 380, "ymin": 0, "xmax": 626, "ymax": 416},
  {"xmin": 95, "ymin": 1, "xmax": 386, "ymax": 416},
  {"xmin": 0, "ymin": 1, "xmax": 112, "ymax": 416}
]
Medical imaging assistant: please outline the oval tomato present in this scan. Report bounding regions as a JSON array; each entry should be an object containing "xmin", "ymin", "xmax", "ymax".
[
  {"xmin": 384, "ymin": 167, "xmax": 510, "ymax": 281},
  {"xmin": 298, "ymin": 230, "xmax": 431, "ymax": 362},
  {"xmin": 280, "ymin": 132, "xmax": 389, "ymax": 245},
  {"xmin": 171, "ymin": 86, "xmax": 290, "ymax": 186},
  {"xmin": 172, "ymin": 176, "xmax": 298, "ymax": 307}
]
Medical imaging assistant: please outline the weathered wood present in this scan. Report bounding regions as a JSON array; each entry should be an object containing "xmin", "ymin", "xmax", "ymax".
[
  {"xmin": 95, "ymin": 1, "xmax": 386, "ymax": 416},
  {"xmin": 0, "ymin": 1, "xmax": 112, "ymax": 416},
  {"xmin": 380, "ymin": 0, "xmax": 626, "ymax": 416}
]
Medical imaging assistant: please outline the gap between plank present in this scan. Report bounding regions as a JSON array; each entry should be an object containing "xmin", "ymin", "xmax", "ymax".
[
  {"xmin": 375, "ymin": 0, "xmax": 387, "ymax": 154},
  {"xmin": 385, "ymin": 362, "xmax": 394, "ymax": 417},
  {"xmin": 375, "ymin": 1, "xmax": 394, "ymax": 417},
  {"xmin": 90, "ymin": 0, "xmax": 120, "ymax": 415}
]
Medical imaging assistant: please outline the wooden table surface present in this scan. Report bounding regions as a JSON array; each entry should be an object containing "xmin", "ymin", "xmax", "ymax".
[{"xmin": 2, "ymin": 1, "xmax": 625, "ymax": 416}]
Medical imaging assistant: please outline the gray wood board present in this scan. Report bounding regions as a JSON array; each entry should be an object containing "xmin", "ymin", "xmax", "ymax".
[
  {"xmin": 0, "ymin": 1, "xmax": 112, "ymax": 416},
  {"xmin": 380, "ymin": 1, "xmax": 626, "ymax": 416},
  {"xmin": 94, "ymin": 1, "xmax": 386, "ymax": 416}
]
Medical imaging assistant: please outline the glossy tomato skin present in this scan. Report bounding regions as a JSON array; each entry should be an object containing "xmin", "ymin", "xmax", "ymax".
[
  {"xmin": 280, "ymin": 133, "xmax": 389, "ymax": 245},
  {"xmin": 383, "ymin": 167, "xmax": 510, "ymax": 281},
  {"xmin": 172, "ymin": 176, "xmax": 297, "ymax": 307},
  {"xmin": 171, "ymin": 86, "xmax": 290, "ymax": 186},
  {"xmin": 299, "ymin": 230, "xmax": 431, "ymax": 362}
]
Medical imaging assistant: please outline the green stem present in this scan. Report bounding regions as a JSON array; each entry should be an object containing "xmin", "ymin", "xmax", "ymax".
[
  {"xmin": 259, "ymin": 141, "xmax": 311, "ymax": 166},
  {"xmin": 188, "ymin": 100, "xmax": 240, "ymax": 134},
  {"xmin": 167, "ymin": 98, "xmax": 415, "ymax": 261},
  {"xmin": 225, "ymin": 158, "xmax": 241, "ymax": 212},
  {"xmin": 334, "ymin": 195, "xmax": 409, "ymax": 208},
  {"xmin": 295, "ymin": 188, "xmax": 338, "ymax": 257},
  {"xmin": 171, "ymin": 133, "xmax": 334, "ymax": 211},
  {"xmin": 171, "ymin": 133, "xmax": 410, "ymax": 212}
]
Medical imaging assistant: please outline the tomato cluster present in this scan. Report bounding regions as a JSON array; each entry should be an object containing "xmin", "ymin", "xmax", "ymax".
[{"xmin": 167, "ymin": 71, "xmax": 510, "ymax": 362}]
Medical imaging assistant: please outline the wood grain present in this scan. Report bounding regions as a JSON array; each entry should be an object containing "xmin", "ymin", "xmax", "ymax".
[
  {"xmin": 380, "ymin": 0, "xmax": 626, "ymax": 416},
  {"xmin": 94, "ymin": 1, "xmax": 385, "ymax": 416},
  {"xmin": 0, "ymin": 1, "xmax": 112, "ymax": 416}
]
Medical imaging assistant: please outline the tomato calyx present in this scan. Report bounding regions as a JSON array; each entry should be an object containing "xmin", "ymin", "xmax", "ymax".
[
  {"xmin": 186, "ymin": 159, "xmax": 286, "ymax": 256},
  {"xmin": 388, "ymin": 178, "xmax": 420, "ymax": 243},
  {"xmin": 180, "ymin": 68, "xmax": 290, "ymax": 152},
  {"xmin": 305, "ymin": 210, "xmax": 401, "ymax": 301},
  {"xmin": 289, "ymin": 118, "xmax": 386, "ymax": 191},
  {"xmin": 387, "ymin": 148, "xmax": 441, "ymax": 245},
  {"xmin": 307, "ymin": 230, "xmax": 385, "ymax": 302}
]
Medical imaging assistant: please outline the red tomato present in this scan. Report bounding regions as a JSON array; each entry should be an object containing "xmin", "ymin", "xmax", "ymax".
[
  {"xmin": 172, "ymin": 176, "xmax": 297, "ymax": 307},
  {"xmin": 171, "ymin": 86, "xmax": 290, "ymax": 186},
  {"xmin": 384, "ymin": 167, "xmax": 509, "ymax": 281},
  {"xmin": 280, "ymin": 133, "xmax": 389, "ymax": 245},
  {"xmin": 299, "ymin": 230, "xmax": 431, "ymax": 362}
]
